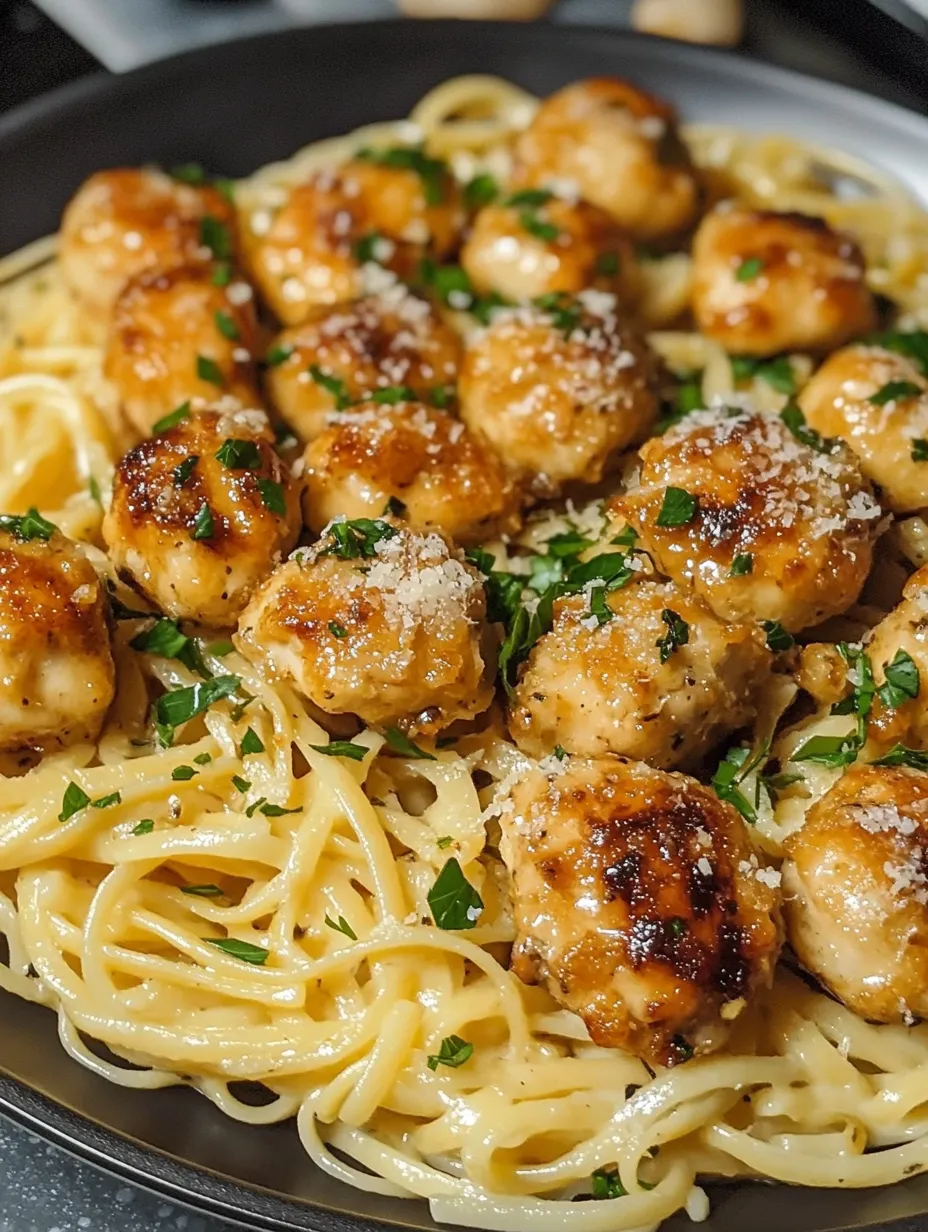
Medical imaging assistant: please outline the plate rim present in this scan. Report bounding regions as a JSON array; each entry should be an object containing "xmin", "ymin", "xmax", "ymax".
[{"xmin": 1, "ymin": 17, "xmax": 928, "ymax": 1232}]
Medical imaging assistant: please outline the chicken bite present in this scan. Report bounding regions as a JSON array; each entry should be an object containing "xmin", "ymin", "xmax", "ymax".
[
  {"xmin": 60, "ymin": 168, "xmax": 234, "ymax": 317},
  {"xmin": 691, "ymin": 205, "xmax": 876, "ymax": 356},
  {"xmin": 103, "ymin": 406, "xmax": 300, "ymax": 627},
  {"xmin": 783, "ymin": 762, "xmax": 928, "ymax": 1023},
  {"xmin": 799, "ymin": 342, "xmax": 928, "ymax": 514},
  {"xmin": 301, "ymin": 401, "xmax": 521, "ymax": 545},
  {"xmin": 104, "ymin": 265, "xmax": 260, "ymax": 437},
  {"xmin": 620, "ymin": 405, "xmax": 883, "ymax": 631},
  {"xmin": 508, "ymin": 571, "xmax": 770, "ymax": 768},
  {"xmin": 0, "ymin": 516, "xmax": 115, "ymax": 751},
  {"xmin": 513, "ymin": 78, "xmax": 700, "ymax": 240},
  {"xmin": 458, "ymin": 292, "xmax": 658, "ymax": 496},
  {"xmin": 240, "ymin": 154, "xmax": 464, "ymax": 325},
  {"xmin": 861, "ymin": 564, "xmax": 928, "ymax": 751},
  {"xmin": 264, "ymin": 284, "xmax": 461, "ymax": 444},
  {"xmin": 235, "ymin": 520, "xmax": 494, "ymax": 732},
  {"xmin": 500, "ymin": 754, "xmax": 782, "ymax": 1064},
  {"xmin": 460, "ymin": 194, "xmax": 637, "ymax": 304}
]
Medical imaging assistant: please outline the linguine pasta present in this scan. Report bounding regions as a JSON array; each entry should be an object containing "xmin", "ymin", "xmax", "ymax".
[{"xmin": 3, "ymin": 75, "xmax": 928, "ymax": 1232}]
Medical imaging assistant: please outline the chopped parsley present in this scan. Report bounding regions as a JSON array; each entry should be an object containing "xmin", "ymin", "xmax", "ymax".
[
  {"xmin": 215, "ymin": 438, "xmax": 262, "ymax": 470},
  {"xmin": 199, "ymin": 215, "xmax": 232, "ymax": 262},
  {"xmin": 91, "ymin": 792, "xmax": 121, "ymax": 809},
  {"xmin": 426, "ymin": 1035, "xmax": 473, "ymax": 1071},
  {"xmin": 196, "ymin": 355, "xmax": 224, "ymax": 387},
  {"xmin": 463, "ymin": 173, "xmax": 499, "ymax": 210},
  {"xmin": 191, "ymin": 500, "xmax": 215, "ymax": 541},
  {"xmin": 204, "ymin": 937, "xmax": 268, "ymax": 965},
  {"xmin": 309, "ymin": 740, "xmax": 368, "ymax": 762},
  {"xmin": 241, "ymin": 727, "xmax": 265, "ymax": 755},
  {"xmin": 172, "ymin": 455, "xmax": 199, "ymax": 488},
  {"xmin": 735, "ymin": 256, "xmax": 765, "ymax": 282},
  {"xmin": 533, "ymin": 291, "xmax": 582, "ymax": 334},
  {"xmin": 325, "ymin": 914, "xmax": 358, "ymax": 940},
  {"xmin": 132, "ymin": 819, "xmax": 155, "ymax": 835},
  {"xmin": 152, "ymin": 402, "xmax": 191, "ymax": 435},
  {"xmin": 171, "ymin": 765, "xmax": 197, "ymax": 781},
  {"xmin": 231, "ymin": 775, "xmax": 251, "ymax": 793},
  {"xmin": 761, "ymin": 620, "xmax": 794, "ymax": 653},
  {"xmin": 383, "ymin": 727, "xmax": 436, "ymax": 760},
  {"xmin": 214, "ymin": 309, "xmax": 239, "ymax": 341},
  {"xmin": 427, "ymin": 858, "xmax": 483, "ymax": 930},
  {"xmin": 256, "ymin": 478, "xmax": 286, "ymax": 516},
  {"xmin": 656, "ymin": 609, "xmax": 689, "ymax": 663},
  {"xmin": 912, "ymin": 439, "xmax": 928, "ymax": 462},
  {"xmin": 655, "ymin": 487, "xmax": 698, "ymax": 528},
  {"xmin": 89, "ymin": 475, "xmax": 103, "ymax": 508},
  {"xmin": 793, "ymin": 644, "xmax": 875, "ymax": 768},
  {"xmin": 780, "ymin": 402, "xmax": 838, "ymax": 454},
  {"xmin": 327, "ymin": 620, "xmax": 348, "ymax": 639},
  {"xmin": 877, "ymin": 648, "xmax": 919, "ymax": 710},
  {"xmin": 152, "ymin": 675, "xmax": 240, "ymax": 747},
  {"xmin": 355, "ymin": 144, "xmax": 449, "ymax": 205},
  {"xmin": 181, "ymin": 884, "xmax": 224, "ymax": 898},
  {"xmin": 320, "ymin": 517, "xmax": 397, "ymax": 560},
  {"xmin": 711, "ymin": 743, "xmax": 769, "ymax": 824},
  {"xmin": 0, "ymin": 507, "xmax": 57, "ymax": 542},
  {"xmin": 436, "ymin": 835, "xmax": 453, "ymax": 849},
  {"xmin": 869, "ymin": 380, "xmax": 921, "ymax": 406},
  {"xmin": 131, "ymin": 617, "xmax": 209, "ymax": 677},
  {"xmin": 309, "ymin": 365, "xmax": 352, "ymax": 410},
  {"xmin": 730, "ymin": 553, "xmax": 753, "ymax": 576},
  {"xmin": 59, "ymin": 782, "xmax": 90, "ymax": 822},
  {"xmin": 871, "ymin": 744, "xmax": 928, "ymax": 770},
  {"xmin": 520, "ymin": 212, "xmax": 561, "ymax": 243},
  {"xmin": 265, "ymin": 343, "xmax": 294, "ymax": 368},
  {"xmin": 371, "ymin": 385, "xmax": 416, "ymax": 405},
  {"xmin": 594, "ymin": 251, "xmax": 621, "ymax": 277},
  {"xmin": 730, "ymin": 355, "xmax": 796, "ymax": 395}
]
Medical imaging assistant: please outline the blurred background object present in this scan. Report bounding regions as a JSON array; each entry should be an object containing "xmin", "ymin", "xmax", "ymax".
[
  {"xmin": 397, "ymin": 0, "xmax": 553, "ymax": 15},
  {"xmin": 631, "ymin": 0, "xmax": 744, "ymax": 44}
]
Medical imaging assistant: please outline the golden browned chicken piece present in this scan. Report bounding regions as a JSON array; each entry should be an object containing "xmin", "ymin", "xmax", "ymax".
[
  {"xmin": 861, "ymin": 565, "xmax": 928, "ymax": 750},
  {"xmin": 458, "ymin": 293, "xmax": 658, "ymax": 496},
  {"xmin": 60, "ymin": 168, "xmax": 235, "ymax": 317},
  {"xmin": 264, "ymin": 285, "xmax": 461, "ymax": 444},
  {"xmin": 513, "ymin": 78, "xmax": 700, "ymax": 240},
  {"xmin": 691, "ymin": 205, "xmax": 877, "ymax": 356},
  {"xmin": 104, "ymin": 265, "xmax": 260, "ymax": 437},
  {"xmin": 620, "ymin": 406, "xmax": 883, "ymax": 632},
  {"xmin": 508, "ymin": 572, "xmax": 770, "ymax": 768},
  {"xmin": 460, "ymin": 194, "xmax": 638, "ymax": 304},
  {"xmin": 103, "ymin": 406, "xmax": 300, "ymax": 627},
  {"xmin": 783, "ymin": 763, "xmax": 928, "ymax": 1023},
  {"xmin": 236, "ymin": 521, "xmax": 494, "ymax": 732},
  {"xmin": 500, "ymin": 754, "xmax": 782, "ymax": 1064},
  {"xmin": 799, "ymin": 343, "xmax": 928, "ymax": 513},
  {"xmin": 240, "ymin": 155, "xmax": 464, "ymax": 325},
  {"xmin": 0, "ymin": 517, "xmax": 115, "ymax": 751},
  {"xmin": 302, "ymin": 401, "xmax": 521, "ymax": 545}
]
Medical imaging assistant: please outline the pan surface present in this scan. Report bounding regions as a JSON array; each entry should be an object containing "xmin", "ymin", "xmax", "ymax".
[{"xmin": 2, "ymin": 19, "xmax": 928, "ymax": 1231}]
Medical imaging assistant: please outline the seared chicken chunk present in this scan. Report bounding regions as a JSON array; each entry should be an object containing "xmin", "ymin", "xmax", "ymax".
[
  {"xmin": 799, "ymin": 344, "xmax": 928, "ymax": 514},
  {"xmin": 104, "ymin": 265, "xmax": 260, "ymax": 437},
  {"xmin": 103, "ymin": 406, "xmax": 300, "ymax": 627},
  {"xmin": 460, "ymin": 195, "xmax": 637, "ymax": 304},
  {"xmin": 240, "ymin": 157, "xmax": 464, "ymax": 325},
  {"xmin": 509, "ymin": 573, "xmax": 769, "ymax": 768},
  {"xmin": 513, "ymin": 78, "xmax": 700, "ymax": 240},
  {"xmin": 236, "ymin": 521, "xmax": 494, "ymax": 732},
  {"xmin": 302, "ymin": 401, "xmax": 521, "ymax": 545},
  {"xmin": 620, "ymin": 406, "xmax": 883, "ymax": 631},
  {"xmin": 783, "ymin": 763, "xmax": 928, "ymax": 1023},
  {"xmin": 500, "ymin": 755, "xmax": 782, "ymax": 1064},
  {"xmin": 0, "ymin": 521, "xmax": 115, "ymax": 751},
  {"xmin": 458, "ymin": 293, "xmax": 658, "ymax": 496},
  {"xmin": 691, "ymin": 206, "xmax": 876, "ymax": 356},
  {"xmin": 265, "ymin": 285, "xmax": 461, "ymax": 443},
  {"xmin": 862, "ymin": 565, "xmax": 928, "ymax": 750},
  {"xmin": 60, "ymin": 168, "xmax": 234, "ymax": 317}
]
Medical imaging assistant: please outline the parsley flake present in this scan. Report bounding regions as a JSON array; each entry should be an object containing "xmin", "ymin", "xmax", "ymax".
[
  {"xmin": 427, "ymin": 858, "xmax": 483, "ymax": 930},
  {"xmin": 427, "ymin": 1035, "xmax": 473, "ymax": 1071}
]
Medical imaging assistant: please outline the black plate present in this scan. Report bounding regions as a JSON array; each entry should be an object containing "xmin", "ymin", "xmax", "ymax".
[{"xmin": 2, "ymin": 19, "xmax": 928, "ymax": 1232}]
